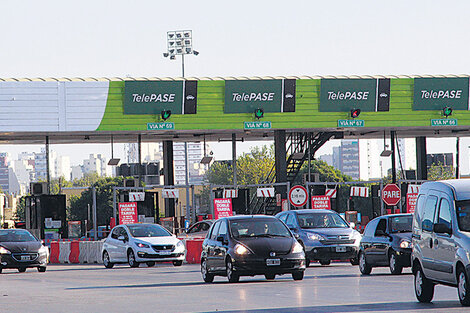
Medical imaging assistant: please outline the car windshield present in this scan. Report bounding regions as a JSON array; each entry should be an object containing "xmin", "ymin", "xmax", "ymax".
[
  {"xmin": 0, "ymin": 229, "xmax": 38, "ymax": 242},
  {"xmin": 230, "ymin": 219, "xmax": 291, "ymax": 238},
  {"xmin": 127, "ymin": 224, "xmax": 171, "ymax": 237},
  {"xmin": 389, "ymin": 215, "xmax": 412, "ymax": 233},
  {"xmin": 297, "ymin": 213, "xmax": 349, "ymax": 229},
  {"xmin": 456, "ymin": 200, "xmax": 470, "ymax": 232}
]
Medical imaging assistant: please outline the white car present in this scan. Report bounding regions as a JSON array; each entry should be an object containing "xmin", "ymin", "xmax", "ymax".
[{"xmin": 102, "ymin": 223, "xmax": 185, "ymax": 268}]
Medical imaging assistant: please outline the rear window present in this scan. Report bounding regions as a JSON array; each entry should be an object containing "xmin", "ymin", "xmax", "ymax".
[{"xmin": 456, "ymin": 200, "xmax": 470, "ymax": 232}]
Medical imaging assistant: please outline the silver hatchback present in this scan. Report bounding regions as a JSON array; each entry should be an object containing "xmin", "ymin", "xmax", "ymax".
[{"xmin": 412, "ymin": 179, "xmax": 470, "ymax": 306}]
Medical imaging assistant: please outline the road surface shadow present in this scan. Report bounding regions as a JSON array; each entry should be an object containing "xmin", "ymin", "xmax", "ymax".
[{"xmin": 212, "ymin": 300, "xmax": 463, "ymax": 313}]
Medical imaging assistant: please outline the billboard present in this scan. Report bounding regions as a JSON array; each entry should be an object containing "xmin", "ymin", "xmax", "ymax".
[
  {"xmin": 119, "ymin": 202, "xmax": 138, "ymax": 224},
  {"xmin": 320, "ymin": 78, "xmax": 390, "ymax": 112},
  {"xmin": 224, "ymin": 79, "xmax": 296, "ymax": 113},
  {"xmin": 124, "ymin": 81, "xmax": 197, "ymax": 115},
  {"xmin": 413, "ymin": 77, "xmax": 469, "ymax": 111},
  {"xmin": 213, "ymin": 198, "xmax": 233, "ymax": 219}
]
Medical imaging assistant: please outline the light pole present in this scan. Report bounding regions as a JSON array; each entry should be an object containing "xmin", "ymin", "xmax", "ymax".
[
  {"xmin": 163, "ymin": 30, "xmax": 199, "ymax": 78},
  {"xmin": 163, "ymin": 30, "xmax": 199, "ymax": 225}
]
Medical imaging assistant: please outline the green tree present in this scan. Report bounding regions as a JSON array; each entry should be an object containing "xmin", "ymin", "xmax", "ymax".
[
  {"xmin": 68, "ymin": 176, "xmax": 124, "ymax": 226},
  {"xmin": 14, "ymin": 196, "xmax": 26, "ymax": 221},
  {"xmin": 237, "ymin": 145, "xmax": 275, "ymax": 185},
  {"xmin": 428, "ymin": 162, "xmax": 454, "ymax": 181},
  {"xmin": 295, "ymin": 159, "xmax": 353, "ymax": 184}
]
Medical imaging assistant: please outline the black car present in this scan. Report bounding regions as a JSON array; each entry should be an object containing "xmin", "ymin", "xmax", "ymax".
[
  {"xmin": 0, "ymin": 229, "xmax": 48, "ymax": 273},
  {"xmin": 358, "ymin": 213, "xmax": 412, "ymax": 275},
  {"xmin": 201, "ymin": 215, "xmax": 306, "ymax": 283}
]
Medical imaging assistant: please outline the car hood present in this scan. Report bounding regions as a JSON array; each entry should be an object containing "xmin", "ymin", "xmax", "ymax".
[
  {"xmin": 0, "ymin": 241, "xmax": 42, "ymax": 253},
  {"xmin": 390, "ymin": 232, "xmax": 412, "ymax": 241},
  {"xmin": 302, "ymin": 227, "xmax": 355, "ymax": 237},
  {"xmin": 133, "ymin": 236, "xmax": 178, "ymax": 245},
  {"xmin": 236, "ymin": 237, "xmax": 294, "ymax": 255}
]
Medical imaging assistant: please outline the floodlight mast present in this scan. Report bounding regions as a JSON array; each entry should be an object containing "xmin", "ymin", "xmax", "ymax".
[{"xmin": 163, "ymin": 30, "xmax": 199, "ymax": 78}]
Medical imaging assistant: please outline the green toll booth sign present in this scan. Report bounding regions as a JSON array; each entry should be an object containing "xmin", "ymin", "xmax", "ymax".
[
  {"xmin": 431, "ymin": 119, "xmax": 457, "ymax": 126},
  {"xmin": 337, "ymin": 119, "xmax": 364, "ymax": 127},
  {"xmin": 147, "ymin": 122, "xmax": 175, "ymax": 130},
  {"xmin": 244, "ymin": 121, "xmax": 272, "ymax": 130}
]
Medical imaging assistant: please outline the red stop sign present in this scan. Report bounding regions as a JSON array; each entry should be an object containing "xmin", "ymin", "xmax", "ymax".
[{"xmin": 382, "ymin": 184, "xmax": 401, "ymax": 206}]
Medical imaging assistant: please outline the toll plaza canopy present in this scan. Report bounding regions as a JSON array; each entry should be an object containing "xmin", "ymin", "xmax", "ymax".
[{"xmin": 1, "ymin": 75, "xmax": 470, "ymax": 144}]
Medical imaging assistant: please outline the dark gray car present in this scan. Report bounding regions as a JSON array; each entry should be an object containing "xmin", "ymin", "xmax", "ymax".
[
  {"xmin": 412, "ymin": 179, "xmax": 470, "ymax": 306},
  {"xmin": 276, "ymin": 209, "xmax": 362, "ymax": 266}
]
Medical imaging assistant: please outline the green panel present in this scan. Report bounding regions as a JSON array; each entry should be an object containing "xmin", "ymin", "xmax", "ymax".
[
  {"xmin": 320, "ymin": 79, "xmax": 377, "ymax": 112},
  {"xmin": 413, "ymin": 77, "xmax": 469, "ymax": 111},
  {"xmin": 124, "ymin": 81, "xmax": 183, "ymax": 114},
  {"xmin": 96, "ymin": 77, "xmax": 470, "ymax": 132},
  {"xmin": 224, "ymin": 80, "xmax": 282, "ymax": 113}
]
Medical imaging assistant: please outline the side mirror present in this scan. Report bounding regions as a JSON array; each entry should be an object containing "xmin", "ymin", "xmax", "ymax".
[
  {"xmin": 349, "ymin": 222, "xmax": 356, "ymax": 229},
  {"xmin": 433, "ymin": 223, "xmax": 452, "ymax": 235},
  {"xmin": 118, "ymin": 235, "xmax": 126, "ymax": 241},
  {"xmin": 216, "ymin": 235, "xmax": 227, "ymax": 244}
]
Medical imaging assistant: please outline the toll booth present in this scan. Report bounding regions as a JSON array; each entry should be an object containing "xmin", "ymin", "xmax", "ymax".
[
  {"xmin": 25, "ymin": 195, "xmax": 67, "ymax": 240},
  {"xmin": 119, "ymin": 191, "xmax": 159, "ymax": 223}
]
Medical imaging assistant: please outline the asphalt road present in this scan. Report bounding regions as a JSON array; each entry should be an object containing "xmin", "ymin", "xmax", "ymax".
[{"xmin": 0, "ymin": 262, "xmax": 468, "ymax": 313}]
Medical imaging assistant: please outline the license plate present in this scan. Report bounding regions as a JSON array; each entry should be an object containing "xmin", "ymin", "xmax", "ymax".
[
  {"xmin": 21, "ymin": 255, "xmax": 30, "ymax": 261},
  {"xmin": 336, "ymin": 247, "xmax": 347, "ymax": 253},
  {"xmin": 266, "ymin": 258, "xmax": 281, "ymax": 266},
  {"xmin": 159, "ymin": 251, "xmax": 172, "ymax": 255}
]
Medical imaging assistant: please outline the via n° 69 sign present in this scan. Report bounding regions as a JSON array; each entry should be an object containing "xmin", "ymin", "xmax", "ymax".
[
  {"xmin": 289, "ymin": 185, "xmax": 308, "ymax": 207},
  {"xmin": 382, "ymin": 184, "xmax": 401, "ymax": 206}
]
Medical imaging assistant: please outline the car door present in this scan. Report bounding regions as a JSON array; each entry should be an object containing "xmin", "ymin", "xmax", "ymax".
[
  {"xmin": 360, "ymin": 218, "xmax": 379, "ymax": 263},
  {"xmin": 420, "ymin": 194, "xmax": 439, "ymax": 278},
  {"xmin": 116, "ymin": 227, "xmax": 130, "ymax": 262},
  {"xmin": 106, "ymin": 227, "xmax": 121, "ymax": 261},
  {"xmin": 370, "ymin": 218, "xmax": 390, "ymax": 265},
  {"xmin": 213, "ymin": 220, "xmax": 229, "ymax": 270},
  {"xmin": 432, "ymin": 196, "xmax": 456, "ymax": 283},
  {"xmin": 206, "ymin": 221, "xmax": 220, "ymax": 271}
]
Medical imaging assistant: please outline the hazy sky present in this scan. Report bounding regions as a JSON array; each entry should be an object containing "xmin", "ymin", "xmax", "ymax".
[{"xmin": 0, "ymin": 1, "xmax": 469, "ymax": 169}]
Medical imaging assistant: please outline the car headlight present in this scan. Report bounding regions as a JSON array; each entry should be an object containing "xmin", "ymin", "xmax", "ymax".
[
  {"xmin": 175, "ymin": 240, "xmax": 185, "ymax": 253},
  {"xmin": 0, "ymin": 246, "xmax": 11, "ymax": 254},
  {"xmin": 39, "ymin": 245, "xmax": 48, "ymax": 255},
  {"xmin": 292, "ymin": 241, "xmax": 304, "ymax": 254},
  {"xmin": 135, "ymin": 242, "xmax": 150, "ymax": 249},
  {"xmin": 234, "ymin": 243, "xmax": 250, "ymax": 255},
  {"xmin": 308, "ymin": 233, "xmax": 326, "ymax": 241},
  {"xmin": 400, "ymin": 240, "xmax": 411, "ymax": 249}
]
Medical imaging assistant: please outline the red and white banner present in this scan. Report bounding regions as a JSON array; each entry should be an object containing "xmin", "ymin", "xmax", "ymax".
[
  {"xmin": 325, "ymin": 188, "xmax": 337, "ymax": 198},
  {"xmin": 407, "ymin": 184, "xmax": 420, "ymax": 194},
  {"xmin": 119, "ymin": 202, "xmax": 138, "ymax": 225},
  {"xmin": 311, "ymin": 196, "xmax": 331, "ymax": 210},
  {"xmin": 257, "ymin": 187, "xmax": 275, "ymax": 197},
  {"xmin": 213, "ymin": 198, "xmax": 233, "ymax": 219},
  {"xmin": 350, "ymin": 186, "xmax": 369, "ymax": 197},
  {"xmin": 223, "ymin": 189, "xmax": 238, "ymax": 198},
  {"xmin": 129, "ymin": 192, "xmax": 145, "ymax": 202},
  {"xmin": 162, "ymin": 189, "xmax": 179, "ymax": 198},
  {"xmin": 407, "ymin": 194, "xmax": 418, "ymax": 213}
]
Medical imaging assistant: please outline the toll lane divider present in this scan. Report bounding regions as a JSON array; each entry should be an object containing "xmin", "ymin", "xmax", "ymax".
[{"xmin": 49, "ymin": 240, "xmax": 104, "ymax": 264}]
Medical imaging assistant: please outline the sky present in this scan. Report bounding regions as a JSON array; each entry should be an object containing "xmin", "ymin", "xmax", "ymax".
[{"xmin": 0, "ymin": 1, "xmax": 469, "ymax": 170}]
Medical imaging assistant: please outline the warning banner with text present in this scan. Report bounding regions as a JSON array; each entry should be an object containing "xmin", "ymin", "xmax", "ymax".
[
  {"xmin": 213, "ymin": 198, "xmax": 233, "ymax": 219},
  {"xmin": 119, "ymin": 202, "xmax": 138, "ymax": 224},
  {"xmin": 311, "ymin": 196, "xmax": 331, "ymax": 210},
  {"xmin": 407, "ymin": 194, "xmax": 419, "ymax": 214}
]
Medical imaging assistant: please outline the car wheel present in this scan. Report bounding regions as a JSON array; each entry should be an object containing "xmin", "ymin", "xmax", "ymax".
[
  {"xmin": 457, "ymin": 267, "xmax": 470, "ymax": 306},
  {"xmin": 265, "ymin": 274, "xmax": 275, "ymax": 280},
  {"xmin": 359, "ymin": 252, "xmax": 372, "ymax": 275},
  {"xmin": 226, "ymin": 258, "xmax": 239, "ymax": 283},
  {"xmin": 292, "ymin": 271, "xmax": 304, "ymax": 281},
  {"xmin": 389, "ymin": 251, "xmax": 403, "ymax": 275},
  {"xmin": 37, "ymin": 266, "xmax": 47, "ymax": 273},
  {"xmin": 146, "ymin": 261, "xmax": 156, "ymax": 267},
  {"xmin": 172, "ymin": 260, "xmax": 183, "ymax": 267},
  {"xmin": 103, "ymin": 251, "xmax": 114, "ymax": 269},
  {"xmin": 128, "ymin": 250, "xmax": 140, "ymax": 268},
  {"xmin": 201, "ymin": 259, "xmax": 214, "ymax": 283},
  {"xmin": 18, "ymin": 267, "xmax": 26, "ymax": 273},
  {"xmin": 350, "ymin": 257, "xmax": 359, "ymax": 266},
  {"xmin": 319, "ymin": 260, "xmax": 331, "ymax": 266},
  {"xmin": 414, "ymin": 265, "xmax": 434, "ymax": 303}
]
